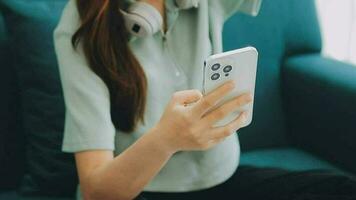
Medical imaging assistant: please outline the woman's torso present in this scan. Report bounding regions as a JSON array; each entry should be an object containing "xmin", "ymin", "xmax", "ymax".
[
  {"xmin": 115, "ymin": 0, "xmax": 240, "ymax": 192},
  {"xmin": 55, "ymin": 0, "xmax": 261, "ymax": 194}
]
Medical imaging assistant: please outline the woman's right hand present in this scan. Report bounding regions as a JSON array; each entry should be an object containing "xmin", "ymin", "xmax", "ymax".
[{"xmin": 152, "ymin": 81, "xmax": 252, "ymax": 153}]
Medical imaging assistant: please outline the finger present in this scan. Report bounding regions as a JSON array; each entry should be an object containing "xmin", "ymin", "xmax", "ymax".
[
  {"xmin": 172, "ymin": 90, "xmax": 203, "ymax": 105},
  {"xmin": 207, "ymin": 111, "xmax": 247, "ymax": 140},
  {"xmin": 201, "ymin": 93, "xmax": 252, "ymax": 125},
  {"xmin": 193, "ymin": 81, "xmax": 235, "ymax": 115}
]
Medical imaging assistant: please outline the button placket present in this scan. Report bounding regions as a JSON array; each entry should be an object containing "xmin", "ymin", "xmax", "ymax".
[{"xmin": 161, "ymin": 4, "xmax": 188, "ymax": 90}]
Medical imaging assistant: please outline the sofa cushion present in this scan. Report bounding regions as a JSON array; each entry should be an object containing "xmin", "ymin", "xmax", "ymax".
[
  {"xmin": 240, "ymin": 148, "xmax": 353, "ymax": 177},
  {"xmin": 0, "ymin": 11, "xmax": 5, "ymax": 40},
  {"xmin": 283, "ymin": 55, "xmax": 356, "ymax": 175},
  {"xmin": 0, "ymin": 11, "xmax": 25, "ymax": 190},
  {"xmin": 0, "ymin": 0, "xmax": 77, "ymax": 197}
]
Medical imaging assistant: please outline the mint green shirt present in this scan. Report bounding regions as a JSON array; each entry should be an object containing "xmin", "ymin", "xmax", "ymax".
[{"xmin": 54, "ymin": 0, "xmax": 261, "ymax": 193}]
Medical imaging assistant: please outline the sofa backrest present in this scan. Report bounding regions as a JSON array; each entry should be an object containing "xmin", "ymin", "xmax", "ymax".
[
  {"xmin": 0, "ymin": 10, "xmax": 25, "ymax": 190},
  {"xmin": 0, "ymin": 1, "xmax": 77, "ymax": 195},
  {"xmin": 223, "ymin": 0, "xmax": 322, "ymax": 150}
]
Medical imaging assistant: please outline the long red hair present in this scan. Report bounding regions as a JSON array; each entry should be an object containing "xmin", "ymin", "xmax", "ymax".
[{"xmin": 72, "ymin": 0, "xmax": 147, "ymax": 133}]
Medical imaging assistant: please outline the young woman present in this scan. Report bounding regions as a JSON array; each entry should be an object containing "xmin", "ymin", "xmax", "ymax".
[{"xmin": 54, "ymin": 0, "xmax": 356, "ymax": 199}]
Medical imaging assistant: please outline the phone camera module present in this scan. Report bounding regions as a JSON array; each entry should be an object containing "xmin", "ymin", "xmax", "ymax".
[
  {"xmin": 211, "ymin": 73, "xmax": 220, "ymax": 80},
  {"xmin": 211, "ymin": 64, "xmax": 221, "ymax": 71},
  {"xmin": 223, "ymin": 65, "xmax": 232, "ymax": 73}
]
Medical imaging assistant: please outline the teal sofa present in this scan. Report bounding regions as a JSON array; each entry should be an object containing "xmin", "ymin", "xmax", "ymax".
[{"xmin": 1, "ymin": 0, "xmax": 356, "ymax": 199}]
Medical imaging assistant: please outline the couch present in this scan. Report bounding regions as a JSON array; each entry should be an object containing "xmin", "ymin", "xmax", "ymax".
[{"xmin": 1, "ymin": 0, "xmax": 355, "ymax": 199}]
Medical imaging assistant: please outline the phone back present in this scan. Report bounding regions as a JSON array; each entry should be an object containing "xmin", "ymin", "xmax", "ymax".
[{"xmin": 203, "ymin": 47, "xmax": 258, "ymax": 127}]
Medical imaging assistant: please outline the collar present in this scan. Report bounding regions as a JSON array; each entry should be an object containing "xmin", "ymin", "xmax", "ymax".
[{"xmin": 165, "ymin": 0, "xmax": 180, "ymax": 12}]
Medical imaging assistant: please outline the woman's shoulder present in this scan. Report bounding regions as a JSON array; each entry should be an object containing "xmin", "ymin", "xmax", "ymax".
[
  {"xmin": 54, "ymin": 0, "xmax": 81, "ymax": 35},
  {"xmin": 207, "ymin": 0, "xmax": 262, "ymax": 20}
]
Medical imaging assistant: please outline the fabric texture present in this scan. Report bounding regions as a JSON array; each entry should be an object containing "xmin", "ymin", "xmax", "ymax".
[
  {"xmin": 283, "ymin": 54, "xmax": 356, "ymax": 175},
  {"xmin": 55, "ymin": 0, "xmax": 260, "ymax": 194},
  {"xmin": 140, "ymin": 166, "xmax": 356, "ymax": 200},
  {"xmin": 54, "ymin": 2, "xmax": 117, "ymax": 152},
  {"xmin": 239, "ymin": 148, "xmax": 352, "ymax": 176},
  {"xmin": 0, "ymin": 10, "xmax": 25, "ymax": 190},
  {"xmin": 0, "ymin": 0, "xmax": 77, "ymax": 197}
]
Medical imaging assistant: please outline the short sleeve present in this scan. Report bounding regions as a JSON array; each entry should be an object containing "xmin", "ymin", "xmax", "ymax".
[
  {"xmin": 215, "ymin": 0, "xmax": 262, "ymax": 20},
  {"xmin": 54, "ymin": 1, "xmax": 116, "ymax": 153}
]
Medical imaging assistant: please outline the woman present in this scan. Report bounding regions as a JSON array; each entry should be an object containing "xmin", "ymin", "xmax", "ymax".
[{"xmin": 54, "ymin": 0, "xmax": 356, "ymax": 199}]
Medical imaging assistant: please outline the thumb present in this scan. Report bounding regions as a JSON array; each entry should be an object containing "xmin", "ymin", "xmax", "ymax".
[{"xmin": 173, "ymin": 90, "xmax": 203, "ymax": 105}]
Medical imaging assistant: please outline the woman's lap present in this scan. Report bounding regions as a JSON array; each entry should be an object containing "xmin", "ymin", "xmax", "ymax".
[{"xmin": 140, "ymin": 165, "xmax": 356, "ymax": 200}]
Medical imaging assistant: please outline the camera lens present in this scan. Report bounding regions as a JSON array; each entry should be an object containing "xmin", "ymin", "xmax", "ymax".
[
  {"xmin": 211, "ymin": 63, "xmax": 220, "ymax": 71},
  {"xmin": 223, "ymin": 65, "xmax": 232, "ymax": 73},
  {"xmin": 211, "ymin": 73, "xmax": 220, "ymax": 80}
]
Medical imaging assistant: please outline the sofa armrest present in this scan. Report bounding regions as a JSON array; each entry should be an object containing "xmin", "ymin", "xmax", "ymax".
[{"xmin": 282, "ymin": 54, "xmax": 356, "ymax": 173}]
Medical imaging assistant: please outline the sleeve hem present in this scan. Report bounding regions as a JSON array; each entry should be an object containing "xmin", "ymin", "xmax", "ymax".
[{"xmin": 62, "ymin": 138, "xmax": 115, "ymax": 153}]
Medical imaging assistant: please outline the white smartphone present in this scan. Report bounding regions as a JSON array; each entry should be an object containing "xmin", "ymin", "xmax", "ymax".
[{"xmin": 202, "ymin": 47, "xmax": 258, "ymax": 127}]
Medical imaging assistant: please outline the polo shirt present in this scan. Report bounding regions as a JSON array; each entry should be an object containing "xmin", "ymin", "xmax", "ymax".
[{"xmin": 54, "ymin": 0, "xmax": 261, "ymax": 193}]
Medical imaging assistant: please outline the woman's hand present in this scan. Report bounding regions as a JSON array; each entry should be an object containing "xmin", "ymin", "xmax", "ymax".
[{"xmin": 153, "ymin": 81, "xmax": 252, "ymax": 153}]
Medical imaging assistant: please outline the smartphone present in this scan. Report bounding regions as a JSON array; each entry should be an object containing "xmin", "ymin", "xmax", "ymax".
[{"xmin": 202, "ymin": 47, "xmax": 258, "ymax": 127}]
